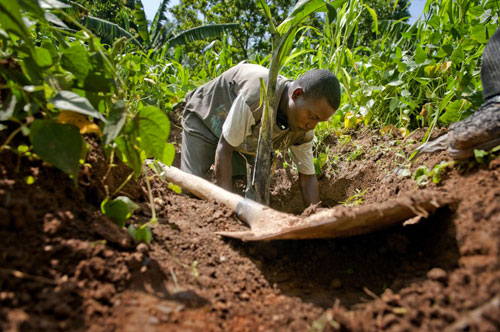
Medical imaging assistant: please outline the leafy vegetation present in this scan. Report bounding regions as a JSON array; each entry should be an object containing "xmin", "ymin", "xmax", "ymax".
[{"xmin": 0, "ymin": 0, "xmax": 175, "ymax": 242}]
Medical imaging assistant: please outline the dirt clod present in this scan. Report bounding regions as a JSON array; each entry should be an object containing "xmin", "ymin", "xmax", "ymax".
[{"xmin": 427, "ymin": 268, "xmax": 448, "ymax": 283}]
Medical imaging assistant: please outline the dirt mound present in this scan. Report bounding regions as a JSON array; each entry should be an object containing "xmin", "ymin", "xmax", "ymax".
[{"xmin": 1, "ymin": 128, "xmax": 500, "ymax": 331}]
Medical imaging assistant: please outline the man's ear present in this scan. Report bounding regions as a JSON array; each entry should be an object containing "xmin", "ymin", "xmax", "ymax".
[{"xmin": 291, "ymin": 87, "xmax": 304, "ymax": 100}]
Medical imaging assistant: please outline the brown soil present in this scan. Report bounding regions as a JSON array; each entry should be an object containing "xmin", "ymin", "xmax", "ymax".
[{"xmin": 1, "ymin": 127, "xmax": 500, "ymax": 332}]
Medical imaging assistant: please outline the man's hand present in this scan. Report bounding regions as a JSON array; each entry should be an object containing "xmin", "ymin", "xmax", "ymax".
[
  {"xmin": 215, "ymin": 136, "xmax": 234, "ymax": 191},
  {"xmin": 298, "ymin": 173, "xmax": 320, "ymax": 208}
]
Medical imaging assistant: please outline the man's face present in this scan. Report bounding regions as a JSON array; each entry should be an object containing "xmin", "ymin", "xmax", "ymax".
[{"xmin": 287, "ymin": 88, "xmax": 335, "ymax": 132}]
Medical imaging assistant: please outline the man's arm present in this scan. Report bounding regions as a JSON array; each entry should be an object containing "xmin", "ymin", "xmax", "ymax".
[
  {"xmin": 215, "ymin": 135, "xmax": 234, "ymax": 191},
  {"xmin": 298, "ymin": 172, "xmax": 320, "ymax": 207}
]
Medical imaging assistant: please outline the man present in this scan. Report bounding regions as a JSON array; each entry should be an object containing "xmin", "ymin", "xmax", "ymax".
[
  {"xmin": 417, "ymin": 26, "xmax": 500, "ymax": 158},
  {"xmin": 180, "ymin": 63, "xmax": 341, "ymax": 208}
]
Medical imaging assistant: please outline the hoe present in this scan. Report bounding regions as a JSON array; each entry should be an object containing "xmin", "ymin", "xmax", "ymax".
[{"xmin": 151, "ymin": 163, "xmax": 452, "ymax": 241}]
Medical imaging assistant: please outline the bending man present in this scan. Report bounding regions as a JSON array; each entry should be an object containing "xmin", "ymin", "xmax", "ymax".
[{"xmin": 180, "ymin": 63, "xmax": 341, "ymax": 208}]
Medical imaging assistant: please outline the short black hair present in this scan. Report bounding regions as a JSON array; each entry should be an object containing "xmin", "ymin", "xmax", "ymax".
[{"xmin": 294, "ymin": 69, "xmax": 341, "ymax": 110}]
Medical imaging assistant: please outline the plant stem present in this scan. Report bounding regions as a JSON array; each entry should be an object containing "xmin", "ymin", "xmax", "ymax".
[
  {"xmin": 0, "ymin": 126, "xmax": 23, "ymax": 153},
  {"xmin": 111, "ymin": 171, "xmax": 134, "ymax": 197},
  {"xmin": 143, "ymin": 168, "xmax": 156, "ymax": 221}
]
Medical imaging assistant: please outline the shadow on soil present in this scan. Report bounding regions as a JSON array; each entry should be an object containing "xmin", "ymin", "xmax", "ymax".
[
  {"xmin": 230, "ymin": 206, "xmax": 459, "ymax": 309},
  {"xmin": 128, "ymin": 259, "xmax": 209, "ymax": 309}
]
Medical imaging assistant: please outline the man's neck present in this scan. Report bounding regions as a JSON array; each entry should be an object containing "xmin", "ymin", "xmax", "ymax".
[{"xmin": 278, "ymin": 84, "xmax": 289, "ymax": 116}]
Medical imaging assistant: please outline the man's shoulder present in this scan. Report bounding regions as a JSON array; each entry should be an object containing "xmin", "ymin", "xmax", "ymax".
[
  {"xmin": 222, "ymin": 63, "xmax": 289, "ymax": 85},
  {"xmin": 229, "ymin": 63, "xmax": 269, "ymax": 78}
]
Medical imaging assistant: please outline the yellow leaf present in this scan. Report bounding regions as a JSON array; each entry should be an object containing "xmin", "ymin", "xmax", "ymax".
[
  {"xmin": 424, "ymin": 65, "xmax": 439, "ymax": 77},
  {"xmin": 57, "ymin": 111, "xmax": 102, "ymax": 136},
  {"xmin": 168, "ymin": 182, "xmax": 182, "ymax": 194},
  {"xmin": 441, "ymin": 61, "xmax": 452, "ymax": 72},
  {"xmin": 344, "ymin": 111, "xmax": 358, "ymax": 129},
  {"xmin": 399, "ymin": 127, "xmax": 410, "ymax": 137},
  {"xmin": 380, "ymin": 124, "xmax": 398, "ymax": 135}
]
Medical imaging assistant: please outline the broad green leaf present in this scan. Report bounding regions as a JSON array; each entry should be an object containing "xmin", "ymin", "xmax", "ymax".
[
  {"xmin": 127, "ymin": 224, "xmax": 136, "ymax": 239},
  {"xmin": 0, "ymin": 0, "xmax": 33, "ymax": 46},
  {"xmin": 137, "ymin": 106, "xmax": 171, "ymax": 161},
  {"xmin": 41, "ymin": 39, "xmax": 58, "ymax": 62},
  {"xmin": 101, "ymin": 196, "xmax": 139, "ymax": 228},
  {"xmin": 415, "ymin": 46, "xmax": 426, "ymax": 64},
  {"xmin": 103, "ymin": 101, "xmax": 127, "ymax": 145},
  {"xmin": 61, "ymin": 45, "xmax": 91, "ymax": 81},
  {"xmin": 470, "ymin": 25, "xmax": 487, "ymax": 43},
  {"xmin": 428, "ymin": 15, "xmax": 440, "ymax": 29},
  {"xmin": 30, "ymin": 120, "xmax": 83, "ymax": 177},
  {"xmin": 436, "ymin": 44, "xmax": 453, "ymax": 58},
  {"xmin": 115, "ymin": 135, "xmax": 143, "ymax": 177},
  {"xmin": 451, "ymin": 45, "xmax": 464, "ymax": 63},
  {"xmin": 160, "ymin": 143, "xmax": 176, "ymax": 166},
  {"xmin": 468, "ymin": 5, "xmax": 484, "ymax": 16},
  {"xmin": 50, "ymin": 90, "xmax": 105, "ymax": 121},
  {"xmin": 439, "ymin": 99, "xmax": 471, "ymax": 125},
  {"xmin": 277, "ymin": 0, "xmax": 345, "ymax": 35},
  {"xmin": 134, "ymin": 226, "xmax": 152, "ymax": 243},
  {"xmin": 33, "ymin": 47, "xmax": 53, "ymax": 68}
]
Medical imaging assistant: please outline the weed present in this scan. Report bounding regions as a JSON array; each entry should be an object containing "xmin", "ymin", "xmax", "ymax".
[
  {"xmin": 474, "ymin": 146, "xmax": 500, "ymax": 164},
  {"xmin": 340, "ymin": 188, "xmax": 367, "ymax": 206},
  {"xmin": 347, "ymin": 145, "xmax": 364, "ymax": 162},
  {"xmin": 413, "ymin": 161, "xmax": 455, "ymax": 187}
]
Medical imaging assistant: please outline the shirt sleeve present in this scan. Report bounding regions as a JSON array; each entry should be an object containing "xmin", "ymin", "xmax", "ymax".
[
  {"xmin": 222, "ymin": 93, "xmax": 256, "ymax": 147},
  {"xmin": 289, "ymin": 139, "xmax": 315, "ymax": 175}
]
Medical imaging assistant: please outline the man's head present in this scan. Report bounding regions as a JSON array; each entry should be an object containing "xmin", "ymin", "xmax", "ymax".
[{"xmin": 286, "ymin": 69, "xmax": 341, "ymax": 132}]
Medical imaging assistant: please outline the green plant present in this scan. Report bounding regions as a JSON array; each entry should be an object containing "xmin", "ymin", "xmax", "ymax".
[
  {"xmin": 340, "ymin": 188, "xmax": 367, "ymax": 206},
  {"xmin": 474, "ymin": 145, "xmax": 500, "ymax": 164},
  {"xmin": 347, "ymin": 145, "xmax": 364, "ymax": 161},
  {"xmin": 313, "ymin": 152, "xmax": 329, "ymax": 175},
  {"xmin": 252, "ymin": 0, "xmax": 349, "ymax": 204},
  {"xmin": 0, "ymin": 0, "xmax": 178, "ymax": 244},
  {"xmin": 413, "ymin": 161, "xmax": 454, "ymax": 186}
]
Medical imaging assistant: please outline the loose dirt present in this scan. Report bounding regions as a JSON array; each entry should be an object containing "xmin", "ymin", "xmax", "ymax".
[{"xmin": 1, "ymin": 126, "xmax": 499, "ymax": 331}]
